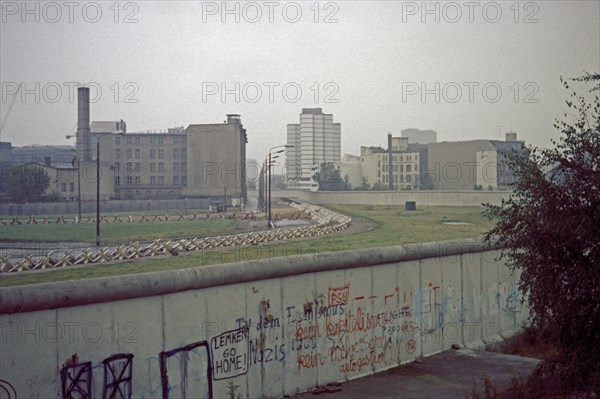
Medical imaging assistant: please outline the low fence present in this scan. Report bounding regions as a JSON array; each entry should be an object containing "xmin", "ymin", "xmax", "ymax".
[
  {"xmin": 0, "ymin": 239, "xmax": 527, "ymax": 399},
  {"xmin": 0, "ymin": 202, "xmax": 350, "ymax": 273},
  {"xmin": 0, "ymin": 197, "xmax": 212, "ymax": 216}
]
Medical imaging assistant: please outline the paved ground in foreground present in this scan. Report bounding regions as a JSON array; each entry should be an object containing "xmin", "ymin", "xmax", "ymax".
[{"xmin": 289, "ymin": 349, "xmax": 539, "ymax": 399}]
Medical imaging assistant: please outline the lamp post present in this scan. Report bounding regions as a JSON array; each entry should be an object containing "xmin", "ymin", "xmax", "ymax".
[
  {"xmin": 96, "ymin": 142, "xmax": 100, "ymax": 246},
  {"xmin": 267, "ymin": 145, "xmax": 293, "ymax": 229}
]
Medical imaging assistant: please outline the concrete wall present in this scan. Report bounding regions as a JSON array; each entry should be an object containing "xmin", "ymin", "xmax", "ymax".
[
  {"xmin": 274, "ymin": 189, "xmax": 510, "ymax": 207},
  {"xmin": 0, "ymin": 240, "xmax": 527, "ymax": 399}
]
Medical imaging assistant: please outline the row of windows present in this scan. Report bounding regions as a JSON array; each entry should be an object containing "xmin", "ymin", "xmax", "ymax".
[
  {"xmin": 114, "ymin": 176, "xmax": 187, "ymax": 186},
  {"xmin": 114, "ymin": 162, "xmax": 187, "ymax": 173},
  {"xmin": 60, "ymin": 182, "xmax": 75, "ymax": 192},
  {"xmin": 381, "ymin": 174, "xmax": 418, "ymax": 183},
  {"xmin": 115, "ymin": 136, "xmax": 186, "ymax": 145},
  {"xmin": 381, "ymin": 164, "xmax": 419, "ymax": 172},
  {"xmin": 375, "ymin": 154, "xmax": 418, "ymax": 162},
  {"xmin": 114, "ymin": 148, "xmax": 187, "ymax": 159}
]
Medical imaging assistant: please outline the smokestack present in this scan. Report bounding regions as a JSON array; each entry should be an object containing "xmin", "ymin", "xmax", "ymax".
[{"xmin": 77, "ymin": 87, "xmax": 91, "ymax": 161}]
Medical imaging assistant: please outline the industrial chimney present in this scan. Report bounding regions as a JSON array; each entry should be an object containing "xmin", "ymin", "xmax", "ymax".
[{"xmin": 77, "ymin": 87, "xmax": 91, "ymax": 161}]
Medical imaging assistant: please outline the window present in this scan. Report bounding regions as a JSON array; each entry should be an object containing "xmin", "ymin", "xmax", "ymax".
[
  {"xmin": 158, "ymin": 176, "xmax": 164, "ymax": 185},
  {"xmin": 150, "ymin": 176, "xmax": 156, "ymax": 185},
  {"xmin": 115, "ymin": 176, "xmax": 120, "ymax": 185},
  {"xmin": 134, "ymin": 176, "xmax": 140, "ymax": 185},
  {"xmin": 174, "ymin": 176, "xmax": 179, "ymax": 185},
  {"xmin": 150, "ymin": 163, "xmax": 156, "ymax": 172},
  {"xmin": 70, "ymin": 182, "xmax": 74, "ymax": 192},
  {"xmin": 399, "ymin": 165, "xmax": 403, "ymax": 172},
  {"xmin": 150, "ymin": 136, "xmax": 156, "ymax": 144},
  {"xmin": 182, "ymin": 176, "xmax": 187, "ymax": 185},
  {"xmin": 407, "ymin": 175, "xmax": 412, "ymax": 183},
  {"xmin": 182, "ymin": 149, "xmax": 186, "ymax": 158},
  {"xmin": 173, "ymin": 163, "xmax": 179, "ymax": 172},
  {"xmin": 135, "ymin": 137, "xmax": 141, "ymax": 145},
  {"xmin": 115, "ymin": 136, "xmax": 121, "ymax": 145},
  {"xmin": 407, "ymin": 155, "xmax": 412, "ymax": 161},
  {"xmin": 126, "ymin": 136, "xmax": 132, "ymax": 145},
  {"xmin": 126, "ymin": 162, "xmax": 133, "ymax": 172},
  {"xmin": 126, "ymin": 176, "xmax": 133, "ymax": 185},
  {"xmin": 150, "ymin": 149, "xmax": 156, "ymax": 158},
  {"xmin": 158, "ymin": 163, "xmax": 164, "ymax": 172},
  {"xmin": 174, "ymin": 149, "xmax": 179, "ymax": 159},
  {"xmin": 115, "ymin": 149, "xmax": 121, "ymax": 159},
  {"xmin": 182, "ymin": 162, "xmax": 187, "ymax": 172},
  {"xmin": 126, "ymin": 149, "xmax": 132, "ymax": 159},
  {"xmin": 407, "ymin": 165, "xmax": 412, "ymax": 172},
  {"xmin": 174, "ymin": 136, "xmax": 179, "ymax": 144},
  {"xmin": 158, "ymin": 149, "xmax": 164, "ymax": 159},
  {"xmin": 135, "ymin": 149, "xmax": 140, "ymax": 159},
  {"xmin": 158, "ymin": 137, "xmax": 164, "ymax": 145},
  {"xmin": 135, "ymin": 162, "xmax": 140, "ymax": 172},
  {"xmin": 115, "ymin": 162, "xmax": 120, "ymax": 172}
]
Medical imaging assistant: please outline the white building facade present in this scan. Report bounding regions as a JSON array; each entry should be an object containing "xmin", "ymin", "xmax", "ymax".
[{"xmin": 286, "ymin": 108, "xmax": 341, "ymax": 190}]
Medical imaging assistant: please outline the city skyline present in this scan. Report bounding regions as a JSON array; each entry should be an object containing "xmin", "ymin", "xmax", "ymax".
[{"xmin": 1, "ymin": 1, "xmax": 599, "ymax": 165}]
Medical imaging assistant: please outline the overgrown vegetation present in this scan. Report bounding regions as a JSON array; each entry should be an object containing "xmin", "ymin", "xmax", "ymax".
[
  {"xmin": 484, "ymin": 74, "xmax": 600, "ymax": 395},
  {"xmin": 1, "ymin": 164, "xmax": 50, "ymax": 203}
]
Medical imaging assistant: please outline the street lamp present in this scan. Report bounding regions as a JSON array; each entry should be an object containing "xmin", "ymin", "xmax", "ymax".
[{"xmin": 267, "ymin": 145, "xmax": 294, "ymax": 229}]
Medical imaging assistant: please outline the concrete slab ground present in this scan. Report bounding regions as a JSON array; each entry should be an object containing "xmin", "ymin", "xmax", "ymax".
[{"xmin": 289, "ymin": 349, "xmax": 540, "ymax": 399}]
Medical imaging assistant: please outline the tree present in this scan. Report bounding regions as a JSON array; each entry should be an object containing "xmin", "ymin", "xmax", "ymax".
[
  {"xmin": 354, "ymin": 176, "xmax": 371, "ymax": 191},
  {"xmin": 370, "ymin": 181, "xmax": 387, "ymax": 191},
  {"xmin": 271, "ymin": 174, "xmax": 287, "ymax": 189},
  {"xmin": 313, "ymin": 162, "xmax": 350, "ymax": 191},
  {"xmin": 483, "ymin": 74, "xmax": 600, "ymax": 395},
  {"xmin": 4, "ymin": 164, "xmax": 50, "ymax": 203}
]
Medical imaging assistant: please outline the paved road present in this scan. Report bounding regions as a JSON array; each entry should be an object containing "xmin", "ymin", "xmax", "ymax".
[{"xmin": 289, "ymin": 349, "xmax": 539, "ymax": 399}]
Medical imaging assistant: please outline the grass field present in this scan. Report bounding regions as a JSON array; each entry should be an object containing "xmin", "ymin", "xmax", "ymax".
[
  {"xmin": 0, "ymin": 218, "xmax": 236, "ymax": 243},
  {"xmin": 0, "ymin": 205, "xmax": 494, "ymax": 287}
]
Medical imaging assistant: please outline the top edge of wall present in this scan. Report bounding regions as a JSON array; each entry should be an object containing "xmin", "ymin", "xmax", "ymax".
[{"xmin": 0, "ymin": 238, "xmax": 499, "ymax": 315}]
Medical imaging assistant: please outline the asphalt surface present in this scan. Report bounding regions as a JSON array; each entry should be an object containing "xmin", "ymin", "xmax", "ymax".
[{"xmin": 289, "ymin": 349, "xmax": 539, "ymax": 399}]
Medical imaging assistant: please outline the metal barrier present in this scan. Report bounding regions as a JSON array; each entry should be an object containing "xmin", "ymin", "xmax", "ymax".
[{"xmin": 0, "ymin": 202, "xmax": 351, "ymax": 273}]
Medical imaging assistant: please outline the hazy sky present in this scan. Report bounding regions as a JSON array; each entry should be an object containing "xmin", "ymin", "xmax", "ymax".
[{"xmin": 1, "ymin": 1, "xmax": 599, "ymax": 163}]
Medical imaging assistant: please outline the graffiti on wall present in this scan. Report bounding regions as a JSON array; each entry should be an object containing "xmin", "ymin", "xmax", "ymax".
[{"xmin": 44, "ymin": 277, "xmax": 521, "ymax": 399}]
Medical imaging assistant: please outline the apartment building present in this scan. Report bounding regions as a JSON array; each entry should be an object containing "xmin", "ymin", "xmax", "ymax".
[
  {"xmin": 74, "ymin": 87, "xmax": 247, "ymax": 203},
  {"xmin": 286, "ymin": 108, "xmax": 341, "ymax": 190},
  {"xmin": 427, "ymin": 133, "xmax": 524, "ymax": 190},
  {"xmin": 359, "ymin": 136, "xmax": 421, "ymax": 190}
]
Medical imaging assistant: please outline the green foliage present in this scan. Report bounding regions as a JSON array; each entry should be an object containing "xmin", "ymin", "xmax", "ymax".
[
  {"xmin": 483, "ymin": 74, "xmax": 600, "ymax": 395},
  {"xmin": 370, "ymin": 181, "xmax": 387, "ymax": 191},
  {"xmin": 314, "ymin": 162, "xmax": 350, "ymax": 191},
  {"xmin": 354, "ymin": 176, "xmax": 371, "ymax": 191},
  {"xmin": 271, "ymin": 174, "xmax": 287, "ymax": 189},
  {"xmin": 3, "ymin": 164, "xmax": 50, "ymax": 203}
]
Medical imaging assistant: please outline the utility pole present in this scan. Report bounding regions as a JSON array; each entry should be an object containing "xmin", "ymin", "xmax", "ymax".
[{"xmin": 96, "ymin": 142, "xmax": 100, "ymax": 246}]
